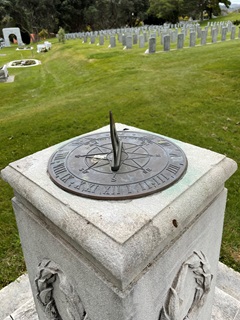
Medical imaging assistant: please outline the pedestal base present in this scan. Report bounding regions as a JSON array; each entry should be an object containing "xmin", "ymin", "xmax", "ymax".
[
  {"xmin": 10, "ymin": 188, "xmax": 227, "ymax": 320},
  {"xmin": 1, "ymin": 263, "xmax": 240, "ymax": 320},
  {"xmin": 1, "ymin": 123, "xmax": 237, "ymax": 320}
]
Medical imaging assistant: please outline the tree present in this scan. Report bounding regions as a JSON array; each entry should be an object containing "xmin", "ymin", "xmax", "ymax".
[
  {"xmin": 148, "ymin": 0, "xmax": 184, "ymax": 23},
  {"xmin": 0, "ymin": 0, "xmax": 60, "ymax": 34},
  {"xmin": 205, "ymin": 0, "xmax": 231, "ymax": 19},
  {"xmin": 56, "ymin": 0, "xmax": 86, "ymax": 32}
]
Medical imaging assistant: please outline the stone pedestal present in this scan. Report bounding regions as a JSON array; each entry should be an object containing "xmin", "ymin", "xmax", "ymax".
[{"xmin": 1, "ymin": 124, "xmax": 237, "ymax": 320}]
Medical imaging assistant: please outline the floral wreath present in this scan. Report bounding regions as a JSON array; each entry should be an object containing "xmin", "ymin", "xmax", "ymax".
[
  {"xmin": 159, "ymin": 251, "xmax": 213, "ymax": 320},
  {"xmin": 35, "ymin": 259, "xmax": 90, "ymax": 320}
]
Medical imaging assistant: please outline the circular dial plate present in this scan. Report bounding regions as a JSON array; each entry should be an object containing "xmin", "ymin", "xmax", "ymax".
[{"xmin": 48, "ymin": 131, "xmax": 188, "ymax": 200}]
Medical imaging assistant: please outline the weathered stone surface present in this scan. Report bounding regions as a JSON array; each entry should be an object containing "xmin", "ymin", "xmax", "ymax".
[
  {"xmin": 212, "ymin": 28, "xmax": 218, "ymax": 43},
  {"xmin": 163, "ymin": 34, "xmax": 170, "ymax": 51},
  {"xmin": 99, "ymin": 35, "xmax": 104, "ymax": 45},
  {"xmin": 177, "ymin": 33, "xmax": 184, "ymax": 49},
  {"xmin": 126, "ymin": 35, "xmax": 132, "ymax": 49},
  {"xmin": 2, "ymin": 28, "xmax": 23, "ymax": 47},
  {"xmin": 0, "ymin": 274, "xmax": 32, "ymax": 320},
  {"xmin": 139, "ymin": 34, "xmax": 144, "ymax": 48},
  {"xmin": 216, "ymin": 262, "xmax": 240, "ymax": 301},
  {"xmin": 110, "ymin": 36, "xmax": 116, "ymax": 47},
  {"xmin": 211, "ymin": 288, "xmax": 240, "ymax": 320},
  {"xmin": 1, "ymin": 124, "xmax": 237, "ymax": 320},
  {"xmin": 190, "ymin": 31, "xmax": 196, "ymax": 47},
  {"xmin": 221, "ymin": 27, "xmax": 228, "ymax": 41},
  {"xmin": 4, "ymin": 299, "xmax": 39, "ymax": 320},
  {"xmin": 230, "ymin": 26, "xmax": 236, "ymax": 40},
  {"xmin": 148, "ymin": 37, "xmax": 156, "ymax": 53},
  {"xmin": 1, "ymin": 262, "xmax": 240, "ymax": 320},
  {"xmin": 201, "ymin": 29, "xmax": 207, "ymax": 45}
]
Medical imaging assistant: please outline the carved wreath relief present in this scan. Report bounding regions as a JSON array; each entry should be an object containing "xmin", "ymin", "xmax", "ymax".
[
  {"xmin": 35, "ymin": 259, "xmax": 90, "ymax": 320},
  {"xmin": 159, "ymin": 251, "xmax": 213, "ymax": 320}
]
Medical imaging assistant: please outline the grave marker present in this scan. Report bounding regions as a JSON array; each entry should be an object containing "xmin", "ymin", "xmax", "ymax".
[
  {"xmin": 201, "ymin": 30, "xmax": 207, "ymax": 45},
  {"xmin": 177, "ymin": 33, "xmax": 184, "ymax": 49},
  {"xmin": 126, "ymin": 36, "xmax": 132, "ymax": 49},
  {"xmin": 163, "ymin": 35, "xmax": 170, "ymax": 51},
  {"xmin": 149, "ymin": 37, "xmax": 156, "ymax": 53},
  {"xmin": 212, "ymin": 28, "xmax": 218, "ymax": 43},
  {"xmin": 230, "ymin": 26, "xmax": 236, "ymax": 40},
  {"xmin": 110, "ymin": 36, "xmax": 116, "ymax": 48},
  {"xmin": 190, "ymin": 32, "xmax": 196, "ymax": 47},
  {"xmin": 221, "ymin": 27, "xmax": 227, "ymax": 41},
  {"xmin": 139, "ymin": 34, "xmax": 145, "ymax": 48}
]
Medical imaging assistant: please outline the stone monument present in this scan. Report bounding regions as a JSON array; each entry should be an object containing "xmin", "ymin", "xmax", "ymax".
[
  {"xmin": 2, "ymin": 27, "xmax": 23, "ymax": 47},
  {"xmin": 1, "ymin": 115, "xmax": 237, "ymax": 320},
  {"xmin": 0, "ymin": 65, "xmax": 8, "ymax": 80}
]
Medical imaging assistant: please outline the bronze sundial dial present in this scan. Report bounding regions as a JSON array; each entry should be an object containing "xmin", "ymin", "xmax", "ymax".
[{"xmin": 48, "ymin": 112, "xmax": 187, "ymax": 200}]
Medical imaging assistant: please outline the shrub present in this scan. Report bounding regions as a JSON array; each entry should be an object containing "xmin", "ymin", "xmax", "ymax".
[
  {"xmin": 39, "ymin": 29, "xmax": 48, "ymax": 39},
  {"xmin": 233, "ymin": 19, "xmax": 240, "ymax": 26},
  {"xmin": 58, "ymin": 27, "xmax": 65, "ymax": 43}
]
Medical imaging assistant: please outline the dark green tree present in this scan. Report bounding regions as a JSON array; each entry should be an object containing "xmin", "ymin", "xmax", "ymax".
[
  {"xmin": 205, "ymin": 0, "xmax": 231, "ymax": 19},
  {"xmin": 148, "ymin": 0, "xmax": 184, "ymax": 23},
  {"xmin": 0, "ymin": 0, "xmax": 59, "ymax": 34},
  {"xmin": 56, "ymin": 0, "xmax": 86, "ymax": 32}
]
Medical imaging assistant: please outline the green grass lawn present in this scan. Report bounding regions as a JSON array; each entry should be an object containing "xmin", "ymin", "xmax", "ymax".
[{"xmin": 0, "ymin": 29, "xmax": 239, "ymax": 288}]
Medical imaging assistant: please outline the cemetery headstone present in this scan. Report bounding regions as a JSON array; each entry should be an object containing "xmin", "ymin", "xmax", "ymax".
[
  {"xmin": 171, "ymin": 29, "xmax": 178, "ymax": 43},
  {"xmin": 212, "ymin": 28, "xmax": 218, "ymax": 43},
  {"xmin": 118, "ymin": 33, "xmax": 122, "ymax": 43},
  {"xmin": 227, "ymin": 21, "xmax": 232, "ymax": 32},
  {"xmin": 148, "ymin": 37, "xmax": 156, "ymax": 53},
  {"xmin": 0, "ymin": 65, "xmax": 8, "ymax": 80},
  {"xmin": 163, "ymin": 35, "xmax": 170, "ymax": 51},
  {"xmin": 190, "ymin": 32, "xmax": 196, "ymax": 47},
  {"xmin": 230, "ymin": 26, "xmax": 236, "ymax": 40},
  {"xmin": 143, "ymin": 32, "xmax": 148, "ymax": 43},
  {"xmin": 177, "ymin": 33, "xmax": 184, "ymax": 49},
  {"xmin": 126, "ymin": 36, "xmax": 132, "ymax": 49},
  {"xmin": 122, "ymin": 34, "xmax": 126, "ymax": 46},
  {"xmin": 110, "ymin": 36, "xmax": 116, "ymax": 48},
  {"xmin": 90, "ymin": 35, "xmax": 95, "ymax": 44},
  {"xmin": 99, "ymin": 35, "xmax": 104, "ymax": 46},
  {"xmin": 133, "ymin": 34, "xmax": 138, "ymax": 45},
  {"xmin": 201, "ymin": 30, "xmax": 207, "ymax": 45},
  {"xmin": 221, "ymin": 27, "xmax": 227, "ymax": 41},
  {"xmin": 139, "ymin": 34, "xmax": 145, "ymax": 48},
  {"xmin": 161, "ymin": 32, "xmax": 168, "ymax": 45},
  {"xmin": 197, "ymin": 27, "xmax": 202, "ymax": 39}
]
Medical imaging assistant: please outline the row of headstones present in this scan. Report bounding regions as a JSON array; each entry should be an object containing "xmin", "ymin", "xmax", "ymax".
[
  {"xmin": 64, "ymin": 24, "xmax": 239, "ymax": 52},
  {"xmin": 64, "ymin": 21, "xmax": 234, "ymax": 42},
  {"xmin": 149, "ymin": 25, "xmax": 240, "ymax": 53},
  {"xmin": 64, "ymin": 23, "xmax": 194, "ymax": 40}
]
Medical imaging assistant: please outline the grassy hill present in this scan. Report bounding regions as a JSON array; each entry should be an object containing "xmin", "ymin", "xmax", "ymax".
[{"xmin": 0, "ymin": 30, "xmax": 239, "ymax": 288}]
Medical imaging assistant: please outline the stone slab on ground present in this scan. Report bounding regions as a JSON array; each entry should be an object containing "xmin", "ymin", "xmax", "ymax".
[
  {"xmin": 0, "ymin": 274, "xmax": 32, "ymax": 320},
  {"xmin": 0, "ymin": 262, "xmax": 239, "ymax": 320},
  {"xmin": 216, "ymin": 261, "xmax": 240, "ymax": 301},
  {"xmin": 3, "ymin": 300, "xmax": 38, "ymax": 320},
  {"xmin": 0, "ymin": 75, "xmax": 15, "ymax": 83},
  {"xmin": 212, "ymin": 288, "xmax": 240, "ymax": 320}
]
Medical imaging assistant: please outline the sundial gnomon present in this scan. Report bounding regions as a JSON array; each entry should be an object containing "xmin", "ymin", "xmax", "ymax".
[{"xmin": 48, "ymin": 112, "xmax": 187, "ymax": 199}]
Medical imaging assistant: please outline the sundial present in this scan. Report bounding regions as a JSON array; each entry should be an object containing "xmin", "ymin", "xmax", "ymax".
[{"xmin": 48, "ymin": 112, "xmax": 188, "ymax": 200}]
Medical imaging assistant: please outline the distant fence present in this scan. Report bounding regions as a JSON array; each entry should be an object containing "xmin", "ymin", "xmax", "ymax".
[{"xmin": 63, "ymin": 21, "xmax": 240, "ymax": 53}]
